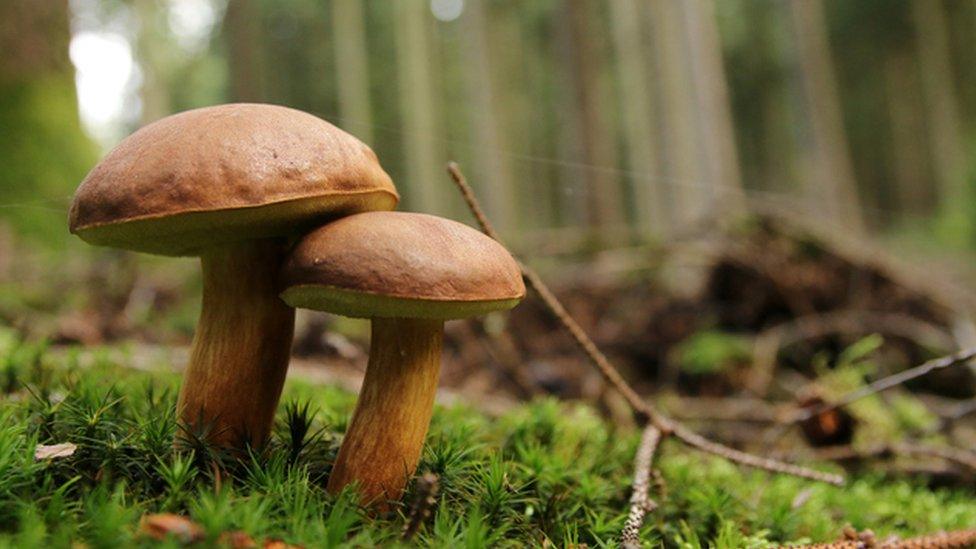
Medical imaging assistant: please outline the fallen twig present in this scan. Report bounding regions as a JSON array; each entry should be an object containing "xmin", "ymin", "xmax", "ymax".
[
  {"xmin": 620, "ymin": 425, "xmax": 662, "ymax": 549},
  {"xmin": 446, "ymin": 162, "xmax": 844, "ymax": 490},
  {"xmin": 750, "ymin": 310, "xmax": 954, "ymax": 396},
  {"xmin": 945, "ymin": 397, "xmax": 976, "ymax": 421},
  {"xmin": 789, "ymin": 347, "xmax": 976, "ymax": 424},
  {"xmin": 780, "ymin": 527, "xmax": 976, "ymax": 548},
  {"xmin": 782, "ymin": 442, "xmax": 976, "ymax": 473}
]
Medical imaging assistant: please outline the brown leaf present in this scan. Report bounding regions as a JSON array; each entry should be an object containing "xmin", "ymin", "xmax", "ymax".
[
  {"xmin": 219, "ymin": 531, "xmax": 257, "ymax": 548},
  {"xmin": 263, "ymin": 540, "xmax": 304, "ymax": 549},
  {"xmin": 217, "ymin": 530, "xmax": 258, "ymax": 549},
  {"xmin": 139, "ymin": 514, "xmax": 204, "ymax": 544},
  {"xmin": 34, "ymin": 442, "xmax": 77, "ymax": 461}
]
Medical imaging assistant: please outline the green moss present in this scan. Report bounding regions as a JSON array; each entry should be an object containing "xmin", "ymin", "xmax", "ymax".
[
  {"xmin": 671, "ymin": 330, "xmax": 752, "ymax": 376},
  {"xmin": 0, "ymin": 337, "xmax": 972, "ymax": 547}
]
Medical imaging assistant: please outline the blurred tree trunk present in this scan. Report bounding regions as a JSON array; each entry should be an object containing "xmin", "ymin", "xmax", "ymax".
[
  {"xmin": 561, "ymin": 0, "xmax": 623, "ymax": 240},
  {"xmin": 332, "ymin": 0, "xmax": 373, "ymax": 143},
  {"xmin": 608, "ymin": 0, "xmax": 668, "ymax": 236},
  {"xmin": 679, "ymin": 0, "xmax": 746, "ymax": 217},
  {"xmin": 554, "ymin": 13, "xmax": 587, "ymax": 230},
  {"xmin": 0, "ymin": 1, "xmax": 72, "ymax": 82},
  {"xmin": 788, "ymin": 0, "xmax": 865, "ymax": 233},
  {"xmin": 134, "ymin": 0, "xmax": 171, "ymax": 124},
  {"xmin": 883, "ymin": 53, "xmax": 934, "ymax": 216},
  {"xmin": 395, "ymin": 0, "xmax": 443, "ymax": 214},
  {"xmin": 461, "ymin": 0, "xmax": 516, "ymax": 233},
  {"xmin": 911, "ymin": 0, "xmax": 969, "ymax": 239},
  {"xmin": 495, "ymin": 4, "xmax": 553, "ymax": 233},
  {"xmin": 224, "ymin": 0, "xmax": 265, "ymax": 102},
  {"xmin": 650, "ymin": 0, "xmax": 706, "ymax": 227},
  {"xmin": 0, "ymin": 0, "xmax": 95, "ymax": 240}
]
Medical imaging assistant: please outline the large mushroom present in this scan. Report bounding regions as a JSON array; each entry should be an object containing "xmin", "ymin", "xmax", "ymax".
[
  {"xmin": 279, "ymin": 211, "xmax": 525, "ymax": 507},
  {"xmin": 69, "ymin": 103, "xmax": 398, "ymax": 449}
]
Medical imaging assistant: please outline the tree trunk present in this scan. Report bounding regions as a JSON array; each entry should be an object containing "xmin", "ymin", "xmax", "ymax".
[
  {"xmin": 911, "ymin": 0, "xmax": 969, "ymax": 239},
  {"xmin": 650, "ymin": 0, "xmax": 707, "ymax": 227},
  {"xmin": 787, "ymin": 0, "xmax": 866, "ymax": 233},
  {"xmin": 224, "ymin": 0, "xmax": 265, "ymax": 102},
  {"xmin": 561, "ymin": 0, "xmax": 623, "ymax": 241},
  {"xmin": 883, "ymin": 53, "xmax": 934, "ymax": 216},
  {"xmin": 0, "ymin": 0, "xmax": 96, "ymax": 241},
  {"xmin": 495, "ymin": 6, "xmax": 554, "ymax": 233},
  {"xmin": 134, "ymin": 0, "xmax": 171, "ymax": 125},
  {"xmin": 460, "ymin": 0, "xmax": 516, "ymax": 234},
  {"xmin": 332, "ymin": 0, "xmax": 373, "ymax": 143},
  {"xmin": 395, "ymin": 0, "xmax": 443, "ymax": 215},
  {"xmin": 608, "ymin": 0, "xmax": 668, "ymax": 236},
  {"xmin": 679, "ymin": 0, "xmax": 746, "ymax": 217}
]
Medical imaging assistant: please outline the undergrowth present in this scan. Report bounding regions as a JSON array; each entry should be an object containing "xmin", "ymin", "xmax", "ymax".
[{"xmin": 0, "ymin": 331, "xmax": 973, "ymax": 548}]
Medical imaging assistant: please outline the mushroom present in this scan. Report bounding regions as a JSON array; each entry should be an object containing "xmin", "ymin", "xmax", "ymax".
[
  {"xmin": 69, "ymin": 103, "xmax": 398, "ymax": 449},
  {"xmin": 279, "ymin": 211, "xmax": 525, "ymax": 506}
]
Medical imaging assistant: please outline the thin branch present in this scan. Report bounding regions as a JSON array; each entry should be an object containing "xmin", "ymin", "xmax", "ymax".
[
  {"xmin": 670, "ymin": 422, "xmax": 844, "ymax": 484},
  {"xmin": 789, "ymin": 346, "xmax": 976, "ymax": 424},
  {"xmin": 749, "ymin": 310, "xmax": 954, "ymax": 396},
  {"xmin": 446, "ymin": 162, "xmax": 844, "ymax": 488},
  {"xmin": 780, "ymin": 528, "xmax": 976, "ymax": 548},
  {"xmin": 621, "ymin": 425, "xmax": 662, "ymax": 549},
  {"xmin": 786, "ymin": 442, "xmax": 976, "ymax": 473},
  {"xmin": 447, "ymin": 162, "xmax": 650, "ymax": 418},
  {"xmin": 895, "ymin": 443, "xmax": 976, "ymax": 471},
  {"xmin": 945, "ymin": 397, "xmax": 976, "ymax": 421}
]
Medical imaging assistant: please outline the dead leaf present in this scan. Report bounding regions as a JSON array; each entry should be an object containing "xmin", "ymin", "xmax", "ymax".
[
  {"xmin": 263, "ymin": 540, "xmax": 304, "ymax": 549},
  {"xmin": 219, "ymin": 531, "xmax": 257, "ymax": 548},
  {"xmin": 139, "ymin": 514, "xmax": 204, "ymax": 543},
  {"xmin": 34, "ymin": 442, "xmax": 77, "ymax": 461}
]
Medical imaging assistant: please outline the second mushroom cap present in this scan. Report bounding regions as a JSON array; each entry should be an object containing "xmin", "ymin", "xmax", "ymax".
[{"xmin": 280, "ymin": 211, "xmax": 525, "ymax": 318}]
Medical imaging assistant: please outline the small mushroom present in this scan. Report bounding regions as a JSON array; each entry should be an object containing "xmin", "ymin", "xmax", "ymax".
[
  {"xmin": 279, "ymin": 211, "xmax": 525, "ymax": 506},
  {"xmin": 69, "ymin": 104, "xmax": 398, "ymax": 449}
]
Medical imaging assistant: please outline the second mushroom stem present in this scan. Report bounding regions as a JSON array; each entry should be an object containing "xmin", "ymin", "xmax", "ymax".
[{"xmin": 326, "ymin": 317, "xmax": 444, "ymax": 507}]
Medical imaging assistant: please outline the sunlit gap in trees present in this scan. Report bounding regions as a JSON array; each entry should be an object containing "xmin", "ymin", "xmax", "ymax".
[{"xmin": 68, "ymin": 0, "xmax": 219, "ymax": 149}]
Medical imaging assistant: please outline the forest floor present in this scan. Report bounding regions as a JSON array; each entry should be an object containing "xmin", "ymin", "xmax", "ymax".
[
  {"xmin": 1, "ymin": 214, "xmax": 976, "ymax": 547},
  {"xmin": 1, "ymin": 334, "xmax": 975, "ymax": 548}
]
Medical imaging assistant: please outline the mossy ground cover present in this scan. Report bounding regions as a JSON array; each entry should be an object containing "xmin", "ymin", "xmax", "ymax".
[{"xmin": 0, "ymin": 333, "xmax": 974, "ymax": 548}]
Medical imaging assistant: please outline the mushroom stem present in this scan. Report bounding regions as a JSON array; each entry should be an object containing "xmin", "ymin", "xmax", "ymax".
[
  {"xmin": 177, "ymin": 239, "xmax": 295, "ymax": 449},
  {"xmin": 326, "ymin": 317, "xmax": 443, "ymax": 507}
]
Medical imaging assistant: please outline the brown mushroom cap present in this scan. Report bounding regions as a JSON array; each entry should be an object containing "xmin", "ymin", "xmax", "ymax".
[
  {"xmin": 280, "ymin": 211, "xmax": 526, "ymax": 319},
  {"xmin": 69, "ymin": 103, "xmax": 398, "ymax": 256}
]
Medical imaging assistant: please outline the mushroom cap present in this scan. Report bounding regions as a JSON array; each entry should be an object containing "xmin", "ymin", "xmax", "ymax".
[
  {"xmin": 69, "ymin": 103, "xmax": 398, "ymax": 256},
  {"xmin": 280, "ymin": 212, "xmax": 526, "ymax": 319}
]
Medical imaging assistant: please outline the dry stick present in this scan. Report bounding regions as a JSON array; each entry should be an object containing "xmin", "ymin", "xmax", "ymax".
[
  {"xmin": 620, "ymin": 425, "xmax": 662, "ymax": 549},
  {"xmin": 749, "ymin": 310, "xmax": 954, "ymax": 396},
  {"xmin": 446, "ymin": 163, "xmax": 651, "ymax": 417},
  {"xmin": 946, "ymin": 397, "xmax": 976, "ymax": 421},
  {"xmin": 781, "ymin": 442, "xmax": 976, "ymax": 473},
  {"xmin": 446, "ymin": 161, "xmax": 844, "ymax": 488},
  {"xmin": 790, "ymin": 346, "xmax": 976, "ymax": 424},
  {"xmin": 891, "ymin": 443, "xmax": 976, "ymax": 472},
  {"xmin": 781, "ymin": 528, "xmax": 976, "ymax": 549}
]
